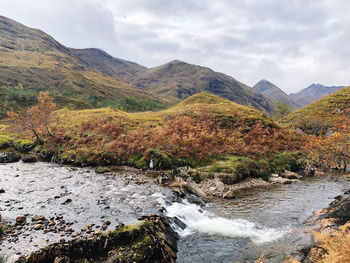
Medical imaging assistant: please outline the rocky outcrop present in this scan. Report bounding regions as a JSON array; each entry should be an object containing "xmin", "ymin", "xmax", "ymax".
[
  {"xmin": 15, "ymin": 215, "xmax": 179, "ymax": 263},
  {"xmin": 0, "ymin": 152, "xmax": 21, "ymax": 163}
]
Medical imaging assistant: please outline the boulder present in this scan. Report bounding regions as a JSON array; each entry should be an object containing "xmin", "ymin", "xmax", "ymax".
[
  {"xmin": 0, "ymin": 152, "xmax": 21, "ymax": 163},
  {"xmin": 223, "ymin": 190, "xmax": 235, "ymax": 199}
]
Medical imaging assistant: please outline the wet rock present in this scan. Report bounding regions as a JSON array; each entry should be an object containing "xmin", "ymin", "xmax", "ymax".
[
  {"xmin": 64, "ymin": 227, "xmax": 73, "ymax": 233},
  {"xmin": 16, "ymin": 216, "xmax": 26, "ymax": 225},
  {"xmin": 34, "ymin": 224, "xmax": 42, "ymax": 230},
  {"xmin": 22, "ymin": 154, "xmax": 38, "ymax": 163},
  {"xmin": 223, "ymin": 190, "xmax": 236, "ymax": 199},
  {"xmin": 32, "ymin": 215, "xmax": 46, "ymax": 221},
  {"xmin": 0, "ymin": 152, "xmax": 21, "ymax": 163},
  {"xmin": 268, "ymin": 176, "xmax": 293, "ymax": 184},
  {"xmin": 281, "ymin": 170, "xmax": 302, "ymax": 179},
  {"xmin": 0, "ymin": 189, "xmax": 5, "ymax": 194},
  {"xmin": 103, "ymin": 220, "xmax": 111, "ymax": 225},
  {"xmin": 61, "ymin": 198, "xmax": 72, "ymax": 205}
]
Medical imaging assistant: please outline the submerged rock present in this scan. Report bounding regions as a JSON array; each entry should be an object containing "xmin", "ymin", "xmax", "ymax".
[{"xmin": 0, "ymin": 152, "xmax": 21, "ymax": 163}]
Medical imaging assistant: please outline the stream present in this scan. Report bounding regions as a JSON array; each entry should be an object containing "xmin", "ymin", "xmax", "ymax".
[{"xmin": 1, "ymin": 161, "xmax": 349, "ymax": 262}]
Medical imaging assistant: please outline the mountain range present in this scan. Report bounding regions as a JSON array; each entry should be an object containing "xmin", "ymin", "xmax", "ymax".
[{"xmin": 0, "ymin": 14, "xmax": 346, "ymax": 116}]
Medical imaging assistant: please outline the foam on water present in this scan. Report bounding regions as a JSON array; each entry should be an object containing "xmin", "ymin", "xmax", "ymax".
[{"xmin": 165, "ymin": 200, "xmax": 288, "ymax": 244}]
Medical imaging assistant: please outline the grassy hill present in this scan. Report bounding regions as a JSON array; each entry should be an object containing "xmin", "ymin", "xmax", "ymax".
[
  {"xmin": 279, "ymin": 86, "xmax": 350, "ymax": 135},
  {"xmin": 130, "ymin": 60, "xmax": 276, "ymax": 115},
  {"xmin": 0, "ymin": 15, "xmax": 162, "ymax": 109}
]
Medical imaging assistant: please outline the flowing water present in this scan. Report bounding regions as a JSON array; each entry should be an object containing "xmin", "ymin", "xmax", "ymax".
[{"xmin": 0, "ymin": 162, "xmax": 349, "ymax": 263}]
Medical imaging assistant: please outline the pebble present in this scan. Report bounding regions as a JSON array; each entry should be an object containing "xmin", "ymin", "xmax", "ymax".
[{"xmin": 34, "ymin": 224, "xmax": 42, "ymax": 230}]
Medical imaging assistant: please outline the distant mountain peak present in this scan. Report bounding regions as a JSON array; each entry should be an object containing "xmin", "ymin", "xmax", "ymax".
[{"xmin": 253, "ymin": 79, "xmax": 296, "ymax": 108}]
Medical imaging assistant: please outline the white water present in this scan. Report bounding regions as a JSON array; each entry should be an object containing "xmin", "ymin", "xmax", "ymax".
[{"xmin": 165, "ymin": 200, "xmax": 288, "ymax": 244}]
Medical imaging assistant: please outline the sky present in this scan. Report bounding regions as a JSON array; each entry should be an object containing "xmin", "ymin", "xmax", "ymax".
[{"xmin": 0, "ymin": 0, "xmax": 349, "ymax": 94}]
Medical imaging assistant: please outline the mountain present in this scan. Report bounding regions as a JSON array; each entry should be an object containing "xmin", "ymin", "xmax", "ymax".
[
  {"xmin": 279, "ymin": 86, "xmax": 350, "ymax": 135},
  {"xmin": 130, "ymin": 60, "xmax": 276, "ymax": 114},
  {"xmin": 0, "ymin": 15, "xmax": 159, "ymax": 108},
  {"xmin": 70, "ymin": 48, "xmax": 146, "ymax": 82},
  {"xmin": 290, "ymin": 84, "xmax": 345, "ymax": 107},
  {"xmin": 253, "ymin": 79, "xmax": 297, "ymax": 108}
]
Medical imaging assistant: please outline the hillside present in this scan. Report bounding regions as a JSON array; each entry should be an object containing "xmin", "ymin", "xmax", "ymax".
[
  {"xmin": 253, "ymin": 79, "xmax": 297, "ymax": 108},
  {"xmin": 280, "ymin": 86, "xmax": 350, "ymax": 134},
  {"xmin": 0, "ymin": 15, "xmax": 160, "ymax": 108},
  {"xmin": 71, "ymin": 48, "xmax": 147, "ymax": 82},
  {"xmin": 131, "ymin": 60, "xmax": 276, "ymax": 114},
  {"xmin": 290, "ymin": 84, "xmax": 345, "ymax": 107}
]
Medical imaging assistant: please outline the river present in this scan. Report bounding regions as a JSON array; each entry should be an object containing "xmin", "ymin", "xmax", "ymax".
[{"xmin": 0, "ymin": 161, "xmax": 349, "ymax": 262}]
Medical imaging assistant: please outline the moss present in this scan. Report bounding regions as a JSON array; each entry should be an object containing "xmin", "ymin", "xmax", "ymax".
[
  {"xmin": 13, "ymin": 139, "xmax": 34, "ymax": 152},
  {"xmin": 0, "ymin": 135, "xmax": 12, "ymax": 150},
  {"xmin": 60, "ymin": 150, "xmax": 77, "ymax": 164},
  {"xmin": 270, "ymin": 151, "xmax": 306, "ymax": 173},
  {"xmin": 146, "ymin": 149, "xmax": 173, "ymax": 169},
  {"xmin": 95, "ymin": 166, "xmax": 111, "ymax": 174},
  {"xmin": 0, "ymin": 255, "xmax": 7, "ymax": 263}
]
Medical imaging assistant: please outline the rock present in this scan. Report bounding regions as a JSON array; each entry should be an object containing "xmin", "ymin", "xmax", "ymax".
[
  {"xmin": 223, "ymin": 190, "xmax": 236, "ymax": 199},
  {"xmin": 0, "ymin": 189, "xmax": 5, "ymax": 194},
  {"xmin": 22, "ymin": 154, "xmax": 38, "ymax": 163},
  {"xmin": 268, "ymin": 176, "xmax": 293, "ymax": 184},
  {"xmin": 34, "ymin": 224, "xmax": 42, "ymax": 230},
  {"xmin": 281, "ymin": 170, "xmax": 302, "ymax": 179},
  {"xmin": 103, "ymin": 220, "xmax": 111, "ymax": 225},
  {"xmin": 32, "ymin": 215, "xmax": 46, "ymax": 221},
  {"xmin": 49, "ymin": 221, "xmax": 55, "ymax": 226},
  {"xmin": 271, "ymin": 173, "xmax": 279, "ymax": 178},
  {"xmin": 61, "ymin": 198, "xmax": 72, "ymax": 205},
  {"xmin": 0, "ymin": 152, "xmax": 21, "ymax": 163},
  {"xmin": 16, "ymin": 216, "xmax": 26, "ymax": 225},
  {"xmin": 64, "ymin": 227, "xmax": 73, "ymax": 233},
  {"xmin": 22, "ymin": 215, "xmax": 179, "ymax": 263}
]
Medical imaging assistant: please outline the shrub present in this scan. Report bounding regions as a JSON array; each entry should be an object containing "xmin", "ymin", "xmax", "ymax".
[{"xmin": 14, "ymin": 139, "xmax": 34, "ymax": 152}]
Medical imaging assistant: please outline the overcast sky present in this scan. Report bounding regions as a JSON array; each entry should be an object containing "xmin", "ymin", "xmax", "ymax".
[{"xmin": 0, "ymin": 0, "xmax": 349, "ymax": 93}]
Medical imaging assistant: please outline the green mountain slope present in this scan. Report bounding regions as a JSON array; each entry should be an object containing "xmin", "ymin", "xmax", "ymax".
[
  {"xmin": 253, "ymin": 79, "xmax": 297, "ymax": 108},
  {"xmin": 0, "ymin": 15, "xmax": 160, "ymax": 108},
  {"xmin": 130, "ymin": 60, "xmax": 276, "ymax": 114}
]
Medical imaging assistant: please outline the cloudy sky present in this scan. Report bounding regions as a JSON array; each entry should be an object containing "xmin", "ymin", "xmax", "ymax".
[{"xmin": 0, "ymin": 0, "xmax": 349, "ymax": 93}]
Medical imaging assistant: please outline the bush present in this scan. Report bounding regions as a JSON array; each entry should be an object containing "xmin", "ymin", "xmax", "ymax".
[
  {"xmin": 14, "ymin": 139, "xmax": 34, "ymax": 152},
  {"xmin": 0, "ymin": 135, "xmax": 12, "ymax": 149}
]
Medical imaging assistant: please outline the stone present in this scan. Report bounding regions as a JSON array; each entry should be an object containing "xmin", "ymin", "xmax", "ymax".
[
  {"xmin": 101, "ymin": 225, "xmax": 107, "ymax": 231},
  {"xmin": 103, "ymin": 220, "xmax": 111, "ymax": 225},
  {"xmin": 34, "ymin": 224, "xmax": 42, "ymax": 230},
  {"xmin": 64, "ymin": 227, "xmax": 73, "ymax": 233},
  {"xmin": 16, "ymin": 216, "xmax": 26, "ymax": 225},
  {"xmin": 0, "ymin": 189, "xmax": 5, "ymax": 194},
  {"xmin": 223, "ymin": 190, "xmax": 236, "ymax": 199},
  {"xmin": 268, "ymin": 176, "xmax": 293, "ymax": 184},
  {"xmin": 32, "ymin": 215, "xmax": 45, "ymax": 221}
]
